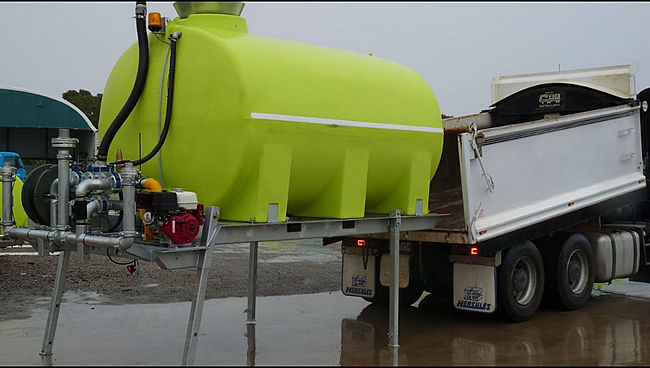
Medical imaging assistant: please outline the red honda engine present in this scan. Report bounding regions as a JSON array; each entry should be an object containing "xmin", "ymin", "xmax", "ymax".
[
  {"xmin": 136, "ymin": 189, "xmax": 204, "ymax": 245},
  {"xmin": 160, "ymin": 211, "xmax": 202, "ymax": 244}
]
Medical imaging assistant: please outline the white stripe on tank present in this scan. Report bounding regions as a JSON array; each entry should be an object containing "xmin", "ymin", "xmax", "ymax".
[{"xmin": 251, "ymin": 112, "xmax": 443, "ymax": 134}]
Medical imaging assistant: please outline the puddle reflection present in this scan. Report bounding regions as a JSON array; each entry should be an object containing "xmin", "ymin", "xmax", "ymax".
[{"xmin": 339, "ymin": 294, "xmax": 650, "ymax": 365}]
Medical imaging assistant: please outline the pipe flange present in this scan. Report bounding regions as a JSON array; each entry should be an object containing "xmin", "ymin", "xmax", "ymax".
[{"xmin": 51, "ymin": 137, "xmax": 79, "ymax": 149}]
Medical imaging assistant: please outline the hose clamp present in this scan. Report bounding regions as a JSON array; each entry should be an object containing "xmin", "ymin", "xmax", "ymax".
[{"xmin": 135, "ymin": 3, "xmax": 147, "ymax": 16}]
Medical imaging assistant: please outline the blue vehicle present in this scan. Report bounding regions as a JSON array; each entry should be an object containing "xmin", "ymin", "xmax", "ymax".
[{"xmin": 0, "ymin": 152, "xmax": 26, "ymax": 181}]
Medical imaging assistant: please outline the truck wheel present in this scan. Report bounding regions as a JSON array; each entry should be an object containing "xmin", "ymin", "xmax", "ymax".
[
  {"xmin": 498, "ymin": 241, "xmax": 545, "ymax": 322},
  {"xmin": 544, "ymin": 233, "xmax": 594, "ymax": 310}
]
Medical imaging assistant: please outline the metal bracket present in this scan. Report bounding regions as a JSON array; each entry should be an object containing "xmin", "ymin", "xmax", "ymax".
[
  {"xmin": 469, "ymin": 124, "xmax": 495, "ymax": 193},
  {"xmin": 415, "ymin": 199, "xmax": 423, "ymax": 216},
  {"xmin": 267, "ymin": 203, "xmax": 279, "ymax": 223}
]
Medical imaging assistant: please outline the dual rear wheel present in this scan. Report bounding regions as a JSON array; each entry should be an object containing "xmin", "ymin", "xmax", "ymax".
[
  {"xmin": 498, "ymin": 234, "xmax": 594, "ymax": 322},
  {"xmin": 363, "ymin": 233, "xmax": 595, "ymax": 320}
]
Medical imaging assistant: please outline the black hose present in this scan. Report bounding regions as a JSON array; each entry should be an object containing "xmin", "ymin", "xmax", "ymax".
[
  {"xmin": 107, "ymin": 248, "xmax": 135, "ymax": 266},
  {"xmin": 131, "ymin": 32, "xmax": 180, "ymax": 167},
  {"xmin": 97, "ymin": 1, "xmax": 149, "ymax": 162}
]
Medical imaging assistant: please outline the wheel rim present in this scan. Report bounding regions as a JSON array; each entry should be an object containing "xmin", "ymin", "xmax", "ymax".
[
  {"xmin": 566, "ymin": 249, "xmax": 589, "ymax": 295},
  {"xmin": 510, "ymin": 256, "xmax": 537, "ymax": 306}
]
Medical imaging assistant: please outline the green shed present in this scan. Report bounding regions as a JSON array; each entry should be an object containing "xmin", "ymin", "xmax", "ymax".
[{"xmin": 0, "ymin": 86, "xmax": 96, "ymax": 168}]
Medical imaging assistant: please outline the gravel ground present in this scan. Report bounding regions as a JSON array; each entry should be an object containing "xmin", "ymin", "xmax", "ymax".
[{"xmin": 0, "ymin": 240, "xmax": 342, "ymax": 321}]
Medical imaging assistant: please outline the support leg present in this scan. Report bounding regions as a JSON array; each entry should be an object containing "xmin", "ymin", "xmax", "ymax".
[
  {"xmin": 388, "ymin": 210, "xmax": 401, "ymax": 348},
  {"xmin": 245, "ymin": 323, "xmax": 256, "ymax": 366},
  {"xmin": 246, "ymin": 241, "xmax": 259, "ymax": 324},
  {"xmin": 40, "ymin": 250, "xmax": 71, "ymax": 356},
  {"xmin": 182, "ymin": 207, "xmax": 219, "ymax": 366}
]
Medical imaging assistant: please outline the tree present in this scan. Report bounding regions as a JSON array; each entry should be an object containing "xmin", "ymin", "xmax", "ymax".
[{"xmin": 62, "ymin": 89, "xmax": 102, "ymax": 129}]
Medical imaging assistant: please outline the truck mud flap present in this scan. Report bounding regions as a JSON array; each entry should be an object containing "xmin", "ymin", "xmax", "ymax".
[
  {"xmin": 453, "ymin": 263, "xmax": 497, "ymax": 313},
  {"xmin": 342, "ymin": 250, "xmax": 376, "ymax": 298}
]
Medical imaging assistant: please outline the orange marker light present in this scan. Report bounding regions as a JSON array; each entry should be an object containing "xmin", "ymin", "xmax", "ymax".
[
  {"xmin": 470, "ymin": 247, "xmax": 479, "ymax": 256},
  {"xmin": 357, "ymin": 239, "xmax": 366, "ymax": 247},
  {"xmin": 148, "ymin": 12, "xmax": 163, "ymax": 32}
]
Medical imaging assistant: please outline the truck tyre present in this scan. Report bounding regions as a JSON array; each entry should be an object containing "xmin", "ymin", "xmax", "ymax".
[
  {"xmin": 498, "ymin": 241, "xmax": 545, "ymax": 322},
  {"xmin": 544, "ymin": 233, "xmax": 594, "ymax": 310}
]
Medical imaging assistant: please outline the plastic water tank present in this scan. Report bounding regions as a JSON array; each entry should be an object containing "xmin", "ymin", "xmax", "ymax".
[{"xmin": 99, "ymin": 10, "xmax": 444, "ymax": 222}]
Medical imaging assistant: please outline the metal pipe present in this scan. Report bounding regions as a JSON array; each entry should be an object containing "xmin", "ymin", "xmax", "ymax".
[
  {"xmin": 86, "ymin": 198, "xmax": 102, "ymax": 218},
  {"xmin": 51, "ymin": 129, "xmax": 78, "ymax": 231},
  {"xmin": 57, "ymin": 132, "xmax": 70, "ymax": 230},
  {"xmin": 8, "ymin": 227, "xmax": 134, "ymax": 250},
  {"xmin": 49, "ymin": 172, "xmax": 80, "ymax": 198},
  {"xmin": 388, "ymin": 209, "xmax": 401, "ymax": 348},
  {"xmin": 74, "ymin": 178, "xmax": 115, "ymax": 198},
  {"xmin": 120, "ymin": 163, "xmax": 138, "ymax": 240},
  {"xmin": 75, "ymin": 233, "xmax": 134, "ymax": 249},
  {"xmin": 76, "ymin": 223, "xmax": 90, "ymax": 262},
  {"xmin": 50, "ymin": 178, "xmax": 58, "ymax": 197},
  {"xmin": 50, "ymin": 199, "xmax": 57, "ymax": 231},
  {"xmin": 0, "ymin": 163, "xmax": 15, "ymax": 231},
  {"xmin": 246, "ymin": 241, "xmax": 259, "ymax": 324}
]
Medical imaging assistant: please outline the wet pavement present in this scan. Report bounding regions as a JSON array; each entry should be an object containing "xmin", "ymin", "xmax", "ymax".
[{"xmin": 1, "ymin": 281, "xmax": 649, "ymax": 365}]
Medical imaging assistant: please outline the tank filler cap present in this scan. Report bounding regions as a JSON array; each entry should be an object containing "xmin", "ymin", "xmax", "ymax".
[{"xmin": 173, "ymin": 2, "xmax": 245, "ymax": 19}]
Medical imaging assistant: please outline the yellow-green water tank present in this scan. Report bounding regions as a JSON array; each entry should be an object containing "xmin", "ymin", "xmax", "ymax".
[{"xmin": 100, "ymin": 8, "xmax": 443, "ymax": 222}]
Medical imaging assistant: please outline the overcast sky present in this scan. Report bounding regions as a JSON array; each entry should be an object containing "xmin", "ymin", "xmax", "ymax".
[{"xmin": 1, "ymin": 1, "xmax": 649, "ymax": 116}]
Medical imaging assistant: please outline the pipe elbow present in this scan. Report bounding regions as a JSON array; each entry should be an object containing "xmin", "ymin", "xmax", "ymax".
[
  {"xmin": 75, "ymin": 178, "xmax": 114, "ymax": 198},
  {"xmin": 140, "ymin": 178, "xmax": 162, "ymax": 192},
  {"xmin": 118, "ymin": 236, "xmax": 135, "ymax": 250},
  {"xmin": 86, "ymin": 199, "xmax": 102, "ymax": 218}
]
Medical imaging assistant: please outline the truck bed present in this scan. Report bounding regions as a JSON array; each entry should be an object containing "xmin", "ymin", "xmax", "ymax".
[{"xmin": 373, "ymin": 103, "xmax": 645, "ymax": 245}]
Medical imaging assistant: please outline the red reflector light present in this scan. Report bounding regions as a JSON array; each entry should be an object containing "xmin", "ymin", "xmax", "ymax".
[
  {"xmin": 357, "ymin": 239, "xmax": 366, "ymax": 247},
  {"xmin": 470, "ymin": 247, "xmax": 479, "ymax": 256}
]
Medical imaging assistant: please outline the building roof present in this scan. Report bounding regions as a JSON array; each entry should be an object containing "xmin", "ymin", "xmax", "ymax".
[{"xmin": 0, "ymin": 86, "xmax": 96, "ymax": 131}]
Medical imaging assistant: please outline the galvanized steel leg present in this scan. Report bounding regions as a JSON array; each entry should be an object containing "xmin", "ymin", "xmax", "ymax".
[
  {"xmin": 182, "ymin": 207, "xmax": 219, "ymax": 366},
  {"xmin": 246, "ymin": 241, "xmax": 259, "ymax": 324},
  {"xmin": 388, "ymin": 210, "xmax": 401, "ymax": 348},
  {"xmin": 245, "ymin": 323, "xmax": 256, "ymax": 366},
  {"xmin": 40, "ymin": 250, "xmax": 71, "ymax": 356},
  {"xmin": 391, "ymin": 346, "xmax": 399, "ymax": 366}
]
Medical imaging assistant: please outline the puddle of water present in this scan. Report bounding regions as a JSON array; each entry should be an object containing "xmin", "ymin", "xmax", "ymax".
[
  {"xmin": 1, "ymin": 283, "xmax": 649, "ymax": 365},
  {"xmin": 0, "ymin": 291, "xmax": 366, "ymax": 365}
]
